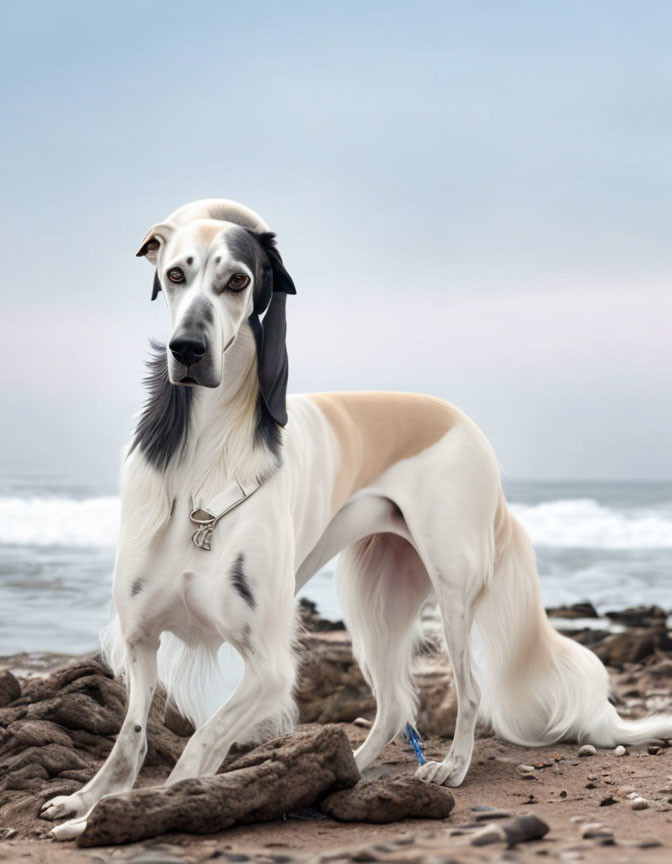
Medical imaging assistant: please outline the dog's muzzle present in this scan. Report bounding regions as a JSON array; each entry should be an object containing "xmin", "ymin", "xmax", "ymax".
[
  {"xmin": 169, "ymin": 333, "xmax": 207, "ymax": 368},
  {"xmin": 168, "ymin": 331, "xmax": 219, "ymax": 387}
]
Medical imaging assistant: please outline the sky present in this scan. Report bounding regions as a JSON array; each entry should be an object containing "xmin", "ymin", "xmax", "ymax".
[{"xmin": 1, "ymin": 1, "xmax": 671, "ymax": 484}]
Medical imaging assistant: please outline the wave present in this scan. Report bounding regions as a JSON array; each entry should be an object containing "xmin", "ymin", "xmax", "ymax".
[
  {"xmin": 0, "ymin": 496, "xmax": 671, "ymax": 550},
  {"xmin": 0, "ymin": 497, "xmax": 119, "ymax": 547},
  {"xmin": 510, "ymin": 499, "xmax": 672, "ymax": 549}
]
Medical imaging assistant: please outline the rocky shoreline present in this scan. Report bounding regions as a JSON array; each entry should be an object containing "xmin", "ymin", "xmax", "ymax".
[{"xmin": 0, "ymin": 599, "xmax": 671, "ymax": 862}]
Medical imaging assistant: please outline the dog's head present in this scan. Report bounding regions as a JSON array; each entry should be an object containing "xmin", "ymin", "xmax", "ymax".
[{"xmin": 136, "ymin": 199, "xmax": 296, "ymax": 425}]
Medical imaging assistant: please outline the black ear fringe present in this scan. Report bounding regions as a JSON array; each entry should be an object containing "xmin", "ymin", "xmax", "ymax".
[
  {"xmin": 249, "ymin": 231, "xmax": 297, "ymax": 297},
  {"xmin": 248, "ymin": 300, "xmax": 290, "ymax": 429},
  {"xmin": 151, "ymin": 271, "xmax": 161, "ymax": 301},
  {"xmin": 245, "ymin": 230, "xmax": 296, "ymax": 430}
]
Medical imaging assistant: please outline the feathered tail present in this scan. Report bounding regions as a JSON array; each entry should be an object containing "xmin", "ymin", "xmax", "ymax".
[{"xmin": 473, "ymin": 492, "xmax": 672, "ymax": 747}]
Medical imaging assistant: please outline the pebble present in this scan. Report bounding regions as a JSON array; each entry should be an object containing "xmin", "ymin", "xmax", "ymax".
[
  {"xmin": 353, "ymin": 717, "xmax": 372, "ymax": 728},
  {"xmin": 474, "ymin": 808, "xmax": 512, "ymax": 821},
  {"xmin": 629, "ymin": 837, "xmax": 663, "ymax": 848},
  {"xmin": 470, "ymin": 823, "xmax": 506, "ymax": 846},
  {"xmin": 599, "ymin": 795, "xmax": 617, "ymax": 807},
  {"xmin": 648, "ymin": 744, "xmax": 661, "ymax": 755},
  {"xmin": 581, "ymin": 822, "xmax": 615, "ymax": 844},
  {"xmin": 517, "ymin": 764, "xmax": 536, "ymax": 774},
  {"xmin": 614, "ymin": 745, "xmax": 626, "ymax": 756},
  {"xmin": 578, "ymin": 744, "xmax": 597, "ymax": 757},
  {"xmin": 631, "ymin": 797, "xmax": 649, "ymax": 810},
  {"xmin": 471, "ymin": 814, "xmax": 550, "ymax": 847}
]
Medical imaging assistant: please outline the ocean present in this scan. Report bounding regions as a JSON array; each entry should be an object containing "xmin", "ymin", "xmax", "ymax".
[{"xmin": 1, "ymin": 476, "xmax": 671, "ymax": 656}]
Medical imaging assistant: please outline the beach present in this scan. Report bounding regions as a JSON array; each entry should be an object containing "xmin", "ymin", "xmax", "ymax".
[
  {"xmin": 1, "ymin": 477, "xmax": 671, "ymax": 861},
  {"xmin": 1, "ymin": 599, "xmax": 672, "ymax": 862}
]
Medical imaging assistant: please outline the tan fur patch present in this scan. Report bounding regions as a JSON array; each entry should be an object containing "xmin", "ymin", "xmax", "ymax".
[{"xmin": 307, "ymin": 392, "xmax": 461, "ymax": 512}]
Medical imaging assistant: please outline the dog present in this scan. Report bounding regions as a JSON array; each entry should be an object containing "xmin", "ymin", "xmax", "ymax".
[{"xmin": 42, "ymin": 199, "xmax": 672, "ymax": 839}]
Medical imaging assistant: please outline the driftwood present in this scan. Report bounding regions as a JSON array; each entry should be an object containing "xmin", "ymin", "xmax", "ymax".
[{"xmin": 77, "ymin": 724, "xmax": 359, "ymax": 847}]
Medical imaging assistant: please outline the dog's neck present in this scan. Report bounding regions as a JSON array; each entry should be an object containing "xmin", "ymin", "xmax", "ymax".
[
  {"xmin": 180, "ymin": 324, "xmax": 281, "ymax": 499},
  {"xmin": 122, "ymin": 323, "xmax": 281, "ymax": 541}
]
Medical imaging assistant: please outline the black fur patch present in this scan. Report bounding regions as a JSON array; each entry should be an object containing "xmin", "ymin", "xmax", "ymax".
[
  {"xmin": 230, "ymin": 553, "xmax": 255, "ymax": 609},
  {"xmin": 247, "ymin": 314, "xmax": 282, "ymax": 461},
  {"xmin": 131, "ymin": 578, "xmax": 144, "ymax": 597},
  {"xmin": 130, "ymin": 341, "xmax": 193, "ymax": 471}
]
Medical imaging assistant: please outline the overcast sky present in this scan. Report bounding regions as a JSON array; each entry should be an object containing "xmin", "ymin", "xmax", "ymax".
[{"xmin": 2, "ymin": 1, "xmax": 671, "ymax": 485}]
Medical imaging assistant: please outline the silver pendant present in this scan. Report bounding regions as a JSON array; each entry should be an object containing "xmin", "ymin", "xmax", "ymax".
[
  {"xmin": 189, "ymin": 503, "xmax": 219, "ymax": 551},
  {"xmin": 191, "ymin": 522, "xmax": 216, "ymax": 550}
]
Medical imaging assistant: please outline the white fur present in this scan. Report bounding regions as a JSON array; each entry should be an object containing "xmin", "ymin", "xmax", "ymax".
[{"xmin": 43, "ymin": 199, "xmax": 672, "ymax": 839}]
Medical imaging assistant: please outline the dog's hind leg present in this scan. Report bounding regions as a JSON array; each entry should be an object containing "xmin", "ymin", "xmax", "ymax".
[
  {"xmin": 414, "ymin": 568, "xmax": 482, "ymax": 787},
  {"xmin": 41, "ymin": 635, "xmax": 158, "ymax": 837},
  {"xmin": 336, "ymin": 533, "xmax": 431, "ymax": 772},
  {"xmin": 409, "ymin": 516, "xmax": 490, "ymax": 787}
]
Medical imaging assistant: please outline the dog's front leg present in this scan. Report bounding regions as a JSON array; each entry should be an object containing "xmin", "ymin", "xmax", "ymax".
[
  {"xmin": 165, "ymin": 550, "xmax": 298, "ymax": 785},
  {"xmin": 41, "ymin": 636, "xmax": 158, "ymax": 839}
]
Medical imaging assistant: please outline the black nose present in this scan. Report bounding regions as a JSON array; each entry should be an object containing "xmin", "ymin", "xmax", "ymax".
[{"xmin": 169, "ymin": 333, "xmax": 207, "ymax": 367}]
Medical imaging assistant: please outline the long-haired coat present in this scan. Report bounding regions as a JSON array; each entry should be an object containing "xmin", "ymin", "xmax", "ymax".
[{"xmin": 42, "ymin": 199, "xmax": 672, "ymax": 839}]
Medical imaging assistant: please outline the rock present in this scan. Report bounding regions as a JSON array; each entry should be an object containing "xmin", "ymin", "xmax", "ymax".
[
  {"xmin": 471, "ymin": 823, "xmax": 506, "ymax": 846},
  {"xmin": 353, "ymin": 717, "xmax": 372, "ymax": 728},
  {"xmin": 581, "ymin": 822, "xmax": 615, "ymax": 844},
  {"xmin": 0, "ymin": 670, "xmax": 21, "ymax": 707},
  {"xmin": 0, "ymin": 657, "xmax": 185, "ymax": 836},
  {"xmin": 296, "ymin": 627, "xmax": 456, "ymax": 735},
  {"xmin": 569, "ymin": 628, "xmax": 611, "ymax": 648},
  {"xmin": 578, "ymin": 744, "xmax": 597, "ymax": 757},
  {"xmin": 614, "ymin": 745, "xmax": 626, "ymax": 756},
  {"xmin": 648, "ymin": 744, "xmax": 661, "ymax": 755},
  {"xmin": 648, "ymin": 658, "xmax": 672, "ymax": 679},
  {"xmin": 629, "ymin": 837, "xmax": 663, "ymax": 848},
  {"xmin": 296, "ymin": 630, "xmax": 376, "ymax": 724},
  {"xmin": 78, "ymin": 725, "xmax": 359, "ymax": 847},
  {"xmin": 298, "ymin": 598, "xmax": 345, "ymax": 632},
  {"xmin": 320, "ymin": 774, "xmax": 454, "ymax": 823},
  {"xmin": 600, "ymin": 795, "xmax": 617, "ymax": 806},
  {"xmin": 631, "ymin": 797, "xmax": 649, "ymax": 810},
  {"xmin": 605, "ymin": 605, "xmax": 667, "ymax": 627},
  {"xmin": 474, "ymin": 808, "xmax": 511, "ymax": 821},
  {"xmin": 517, "ymin": 764, "xmax": 536, "ymax": 774},
  {"xmin": 471, "ymin": 814, "xmax": 549, "ymax": 847},
  {"xmin": 595, "ymin": 626, "xmax": 672, "ymax": 667},
  {"xmin": 163, "ymin": 704, "xmax": 195, "ymax": 738},
  {"xmin": 547, "ymin": 602, "xmax": 599, "ymax": 619}
]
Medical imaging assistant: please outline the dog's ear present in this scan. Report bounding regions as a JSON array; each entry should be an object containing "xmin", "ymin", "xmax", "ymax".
[
  {"xmin": 247, "ymin": 232, "xmax": 296, "ymax": 427},
  {"xmin": 136, "ymin": 222, "xmax": 174, "ymax": 300}
]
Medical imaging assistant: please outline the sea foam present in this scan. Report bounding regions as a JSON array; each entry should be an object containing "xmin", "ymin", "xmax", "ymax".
[{"xmin": 0, "ymin": 495, "xmax": 671, "ymax": 550}]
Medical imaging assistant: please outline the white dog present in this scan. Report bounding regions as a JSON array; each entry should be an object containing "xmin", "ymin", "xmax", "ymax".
[{"xmin": 42, "ymin": 199, "xmax": 672, "ymax": 839}]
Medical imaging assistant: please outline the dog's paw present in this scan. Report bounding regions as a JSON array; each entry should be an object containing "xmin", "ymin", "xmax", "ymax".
[
  {"xmin": 415, "ymin": 757, "xmax": 467, "ymax": 787},
  {"xmin": 40, "ymin": 792, "xmax": 87, "ymax": 821},
  {"xmin": 51, "ymin": 816, "xmax": 88, "ymax": 841}
]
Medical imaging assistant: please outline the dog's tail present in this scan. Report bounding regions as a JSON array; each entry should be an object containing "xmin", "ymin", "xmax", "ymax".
[{"xmin": 472, "ymin": 491, "xmax": 672, "ymax": 747}]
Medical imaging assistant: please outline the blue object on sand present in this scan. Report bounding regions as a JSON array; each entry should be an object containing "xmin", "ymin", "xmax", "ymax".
[{"xmin": 403, "ymin": 723, "xmax": 426, "ymax": 765}]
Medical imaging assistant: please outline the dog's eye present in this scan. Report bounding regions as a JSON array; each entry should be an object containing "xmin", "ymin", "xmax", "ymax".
[
  {"xmin": 227, "ymin": 273, "xmax": 250, "ymax": 292},
  {"xmin": 167, "ymin": 267, "xmax": 185, "ymax": 284}
]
